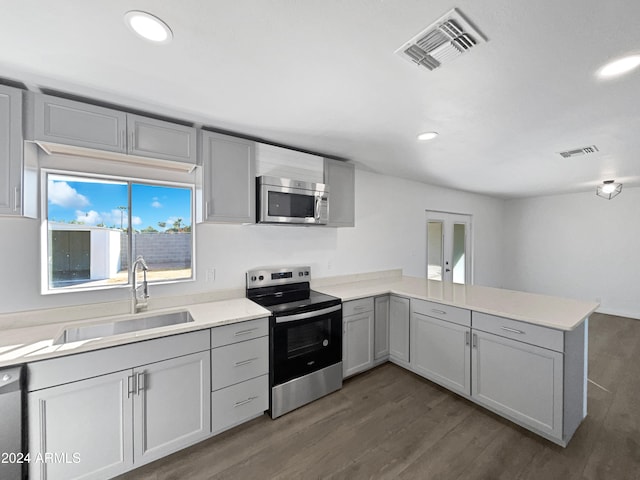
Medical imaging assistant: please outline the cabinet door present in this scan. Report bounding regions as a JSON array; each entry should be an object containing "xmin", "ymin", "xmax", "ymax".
[
  {"xmin": 0, "ymin": 85, "xmax": 22, "ymax": 215},
  {"xmin": 201, "ymin": 131, "xmax": 255, "ymax": 223},
  {"xmin": 324, "ymin": 158, "xmax": 355, "ymax": 227},
  {"xmin": 471, "ymin": 330, "xmax": 564, "ymax": 440},
  {"xmin": 343, "ymin": 311, "xmax": 374, "ymax": 377},
  {"xmin": 28, "ymin": 370, "xmax": 133, "ymax": 480},
  {"xmin": 389, "ymin": 295, "xmax": 410, "ymax": 363},
  {"xmin": 127, "ymin": 114, "xmax": 197, "ymax": 164},
  {"xmin": 133, "ymin": 351, "xmax": 211, "ymax": 466},
  {"xmin": 374, "ymin": 295, "xmax": 390, "ymax": 360},
  {"xmin": 31, "ymin": 93, "xmax": 127, "ymax": 152},
  {"xmin": 411, "ymin": 313, "xmax": 470, "ymax": 395}
]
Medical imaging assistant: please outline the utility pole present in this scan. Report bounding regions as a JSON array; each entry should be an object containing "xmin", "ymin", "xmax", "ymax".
[{"xmin": 117, "ymin": 206, "xmax": 127, "ymax": 230}]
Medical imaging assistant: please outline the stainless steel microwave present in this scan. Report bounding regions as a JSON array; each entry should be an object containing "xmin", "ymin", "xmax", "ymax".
[{"xmin": 257, "ymin": 176, "xmax": 329, "ymax": 225}]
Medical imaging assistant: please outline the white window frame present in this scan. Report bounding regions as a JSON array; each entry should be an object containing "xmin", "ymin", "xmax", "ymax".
[{"xmin": 40, "ymin": 167, "xmax": 196, "ymax": 295}]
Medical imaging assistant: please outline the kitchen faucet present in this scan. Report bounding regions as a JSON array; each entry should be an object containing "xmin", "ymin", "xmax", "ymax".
[{"xmin": 131, "ymin": 256, "xmax": 149, "ymax": 313}]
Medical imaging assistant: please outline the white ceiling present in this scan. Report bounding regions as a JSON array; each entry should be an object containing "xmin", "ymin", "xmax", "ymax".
[{"xmin": 1, "ymin": 0, "xmax": 639, "ymax": 198}]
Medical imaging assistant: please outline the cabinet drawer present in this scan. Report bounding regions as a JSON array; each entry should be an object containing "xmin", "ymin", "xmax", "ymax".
[
  {"xmin": 211, "ymin": 375, "xmax": 268, "ymax": 434},
  {"xmin": 343, "ymin": 297, "xmax": 374, "ymax": 317},
  {"xmin": 411, "ymin": 299, "xmax": 471, "ymax": 327},
  {"xmin": 472, "ymin": 312, "xmax": 564, "ymax": 352},
  {"xmin": 210, "ymin": 318, "xmax": 268, "ymax": 348},
  {"xmin": 211, "ymin": 337, "xmax": 268, "ymax": 391}
]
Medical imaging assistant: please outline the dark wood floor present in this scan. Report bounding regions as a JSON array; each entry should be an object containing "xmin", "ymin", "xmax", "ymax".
[{"xmin": 118, "ymin": 313, "xmax": 640, "ymax": 480}]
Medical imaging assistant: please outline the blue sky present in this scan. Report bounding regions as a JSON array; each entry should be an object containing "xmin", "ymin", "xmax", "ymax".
[{"xmin": 47, "ymin": 175, "xmax": 192, "ymax": 230}]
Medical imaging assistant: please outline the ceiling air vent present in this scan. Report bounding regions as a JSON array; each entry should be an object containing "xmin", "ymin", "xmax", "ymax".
[
  {"xmin": 558, "ymin": 145, "xmax": 599, "ymax": 158},
  {"xmin": 395, "ymin": 8, "xmax": 487, "ymax": 71}
]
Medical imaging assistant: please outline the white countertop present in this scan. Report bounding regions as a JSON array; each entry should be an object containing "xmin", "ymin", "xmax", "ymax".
[
  {"xmin": 0, "ymin": 298, "xmax": 270, "ymax": 368},
  {"xmin": 314, "ymin": 276, "xmax": 599, "ymax": 331},
  {"xmin": 0, "ymin": 273, "xmax": 599, "ymax": 368}
]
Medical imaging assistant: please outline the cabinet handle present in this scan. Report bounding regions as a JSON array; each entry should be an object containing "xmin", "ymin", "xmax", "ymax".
[
  {"xmin": 472, "ymin": 333, "xmax": 478, "ymax": 349},
  {"xmin": 234, "ymin": 328, "xmax": 257, "ymax": 337},
  {"xmin": 127, "ymin": 374, "xmax": 135, "ymax": 398},
  {"xmin": 234, "ymin": 396, "xmax": 258, "ymax": 408},
  {"xmin": 129, "ymin": 131, "xmax": 135, "ymax": 151},
  {"xmin": 136, "ymin": 372, "xmax": 145, "ymax": 394},
  {"xmin": 234, "ymin": 357, "xmax": 257, "ymax": 367},
  {"xmin": 13, "ymin": 187, "xmax": 20, "ymax": 211},
  {"xmin": 121, "ymin": 129, "xmax": 126, "ymax": 149},
  {"xmin": 465, "ymin": 331, "xmax": 470, "ymax": 346},
  {"xmin": 501, "ymin": 326, "xmax": 525, "ymax": 335},
  {"xmin": 353, "ymin": 306, "xmax": 367, "ymax": 311},
  {"xmin": 431, "ymin": 309, "xmax": 447, "ymax": 315}
]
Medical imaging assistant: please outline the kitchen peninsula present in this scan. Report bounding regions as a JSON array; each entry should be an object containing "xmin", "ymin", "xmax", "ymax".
[{"xmin": 314, "ymin": 273, "xmax": 598, "ymax": 447}]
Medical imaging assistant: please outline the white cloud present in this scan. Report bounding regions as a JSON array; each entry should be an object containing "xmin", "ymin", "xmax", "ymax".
[
  {"xmin": 73, "ymin": 209, "xmax": 143, "ymax": 228},
  {"xmin": 151, "ymin": 200, "xmax": 162, "ymax": 208},
  {"xmin": 75, "ymin": 210, "xmax": 102, "ymax": 225},
  {"xmin": 48, "ymin": 181, "xmax": 90, "ymax": 209}
]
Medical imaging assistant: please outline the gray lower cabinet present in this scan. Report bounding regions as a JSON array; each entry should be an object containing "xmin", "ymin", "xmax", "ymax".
[
  {"xmin": 389, "ymin": 295, "xmax": 410, "ymax": 364},
  {"xmin": 343, "ymin": 298, "xmax": 375, "ymax": 378},
  {"xmin": 411, "ymin": 312, "xmax": 471, "ymax": 396},
  {"xmin": 374, "ymin": 295, "xmax": 390, "ymax": 360},
  {"xmin": 471, "ymin": 329, "xmax": 564, "ymax": 440},
  {"xmin": 0, "ymin": 85, "xmax": 23, "ymax": 215},
  {"xmin": 133, "ymin": 352, "xmax": 211, "ymax": 466},
  {"xmin": 210, "ymin": 318, "xmax": 269, "ymax": 434},
  {"xmin": 26, "ymin": 93, "xmax": 197, "ymax": 165},
  {"xmin": 28, "ymin": 331, "xmax": 211, "ymax": 480},
  {"xmin": 201, "ymin": 131, "xmax": 256, "ymax": 223},
  {"xmin": 323, "ymin": 158, "xmax": 355, "ymax": 227}
]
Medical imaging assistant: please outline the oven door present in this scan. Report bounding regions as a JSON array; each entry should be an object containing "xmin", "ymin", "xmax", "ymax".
[
  {"xmin": 271, "ymin": 304, "xmax": 342, "ymax": 386},
  {"xmin": 259, "ymin": 184, "xmax": 326, "ymax": 224}
]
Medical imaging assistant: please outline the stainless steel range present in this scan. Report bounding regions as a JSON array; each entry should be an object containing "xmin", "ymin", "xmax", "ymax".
[{"xmin": 246, "ymin": 266, "xmax": 342, "ymax": 418}]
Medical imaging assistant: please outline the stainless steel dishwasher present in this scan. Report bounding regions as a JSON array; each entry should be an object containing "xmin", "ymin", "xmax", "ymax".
[{"xmin": 0, "ymin": 365, "xmax": 25, "ymax": 480}]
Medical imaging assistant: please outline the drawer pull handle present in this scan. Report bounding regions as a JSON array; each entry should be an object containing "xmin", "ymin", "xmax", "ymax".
[
  {"xmin": 235, "ymin": 357, "xmax": 258, "ymax": 367},
  {"xmin": 234, "ymin": 328, "xmax": 258, "ymax": 336},
  {"xmin": 501, "ymin": 326, "xmax": 525, "ymax": 335},
  {"xmin": 127, "ymin": 375, "xmax": 135, "ymax": 398},
  {"xmin": 234, "ymin": 396, "xmax": 258, "ymax": 408},
  {"xmin": 353, "ymin": 306, "xmax": 367, "ymax": 311},
  {"xmin": 431, "ymin": 309, "xmax": 447, "ymax": 315},
  {"xmin": 136, "ymin": 372, "xmax": 145, "ymax": 394}
]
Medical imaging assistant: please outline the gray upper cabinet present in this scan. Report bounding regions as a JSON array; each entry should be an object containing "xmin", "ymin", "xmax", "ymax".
[
  {"xmin": 201, "ymin": 131, "xmax": 256, "ymax": 223},
  {"xmin": 127, "ymin": 114, "xmax": 197, "ymax": 165},
  {"xmin": 0, "ymin": 85, "xmax": 23, "ymax": 216},
  {"xmin": 26, "ymin": 93, "xmax": 197, "ymax": 165},
  {"xmin": 324, "ymin": 158, "xmax": 355, "ymax": 227},
  {"xmin": 27, "ymin": 93, "xmax": 127, "ymax": 152}
]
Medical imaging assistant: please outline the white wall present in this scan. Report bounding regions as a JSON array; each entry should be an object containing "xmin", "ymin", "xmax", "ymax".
[
  {"xmin": 502, "ymin": 187, "xmax": 640, "ymax": 319},
  {"xmin": 0, "ymin": 169, "xmax": 505, "ymax": 314}
]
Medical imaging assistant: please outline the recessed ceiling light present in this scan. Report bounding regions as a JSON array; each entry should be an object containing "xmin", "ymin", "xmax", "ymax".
[
  {"xmin": 124, "ymin": 11, "xmax": 173, "ymax": 44},
  {"xmin": 417, "ymin": 132, "xmax": 439, "ymax": 141},
  {"xmin": 597, "ymin": 55, "xmax": 640, "ymax": 78}
]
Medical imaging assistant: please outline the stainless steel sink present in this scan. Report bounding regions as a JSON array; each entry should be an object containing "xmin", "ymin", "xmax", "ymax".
[{"xmin": 53, "ymin": 311, "xmax": 194, "ymax": 345}]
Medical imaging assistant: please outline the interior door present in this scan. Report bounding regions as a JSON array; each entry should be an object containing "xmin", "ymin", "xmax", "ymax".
[{"xmin": 426, "ymin": 212, "xmax": 472, "ymax": 284}]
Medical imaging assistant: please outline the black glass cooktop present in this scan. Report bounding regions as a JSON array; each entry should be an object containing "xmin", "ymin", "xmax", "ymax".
[{"xmin": 247, "ymin": 283, "xmax": 341, "ymax": 315}]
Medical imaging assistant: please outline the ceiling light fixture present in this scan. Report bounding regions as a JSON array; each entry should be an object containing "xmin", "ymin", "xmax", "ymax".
[
  {"xmin": 124, "ymin": 11, "xmax": 173, "ymax": 44},
  {"xmin": 597, "ymin": 55, "xmax": 640, "ymax": 78},
  {"xmin": 596, "ymin": 180, "xmax": 622, "ymax": 199},
  {"xmin": 417, "ymin": 132, "xmax": 439, "ymax": 141}
]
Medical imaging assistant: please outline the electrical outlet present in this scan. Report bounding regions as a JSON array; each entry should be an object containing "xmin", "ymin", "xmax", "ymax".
[{"xmin": 206, "ymin": 268, "xmax": 216, "ymax": 282}]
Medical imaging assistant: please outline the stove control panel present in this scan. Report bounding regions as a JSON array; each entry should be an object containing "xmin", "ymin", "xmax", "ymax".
[{"xmin": 246, "ymin": 266, "xmax": 311, "ymax": 288}]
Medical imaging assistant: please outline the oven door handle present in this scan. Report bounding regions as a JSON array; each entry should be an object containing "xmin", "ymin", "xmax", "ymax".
[{"xmin": 275, "ymin": 305, "xmax": 341, "ymax": 323}]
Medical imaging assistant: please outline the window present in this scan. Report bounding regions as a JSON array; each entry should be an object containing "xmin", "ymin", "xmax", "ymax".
[{"xmin": 44, "ymin": 171, "xmax": 193, "ymax": 292}]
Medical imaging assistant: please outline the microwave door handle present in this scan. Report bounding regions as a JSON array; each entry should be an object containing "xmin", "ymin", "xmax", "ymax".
[{"xmin": 315, "ymin": 195, "xmax": 321, "ymax": 222}]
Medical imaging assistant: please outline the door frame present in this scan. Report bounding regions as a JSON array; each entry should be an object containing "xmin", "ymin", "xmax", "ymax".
[{"xmin": 425, "ymin": 210, "xmax": 473, "ymax": 285}]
